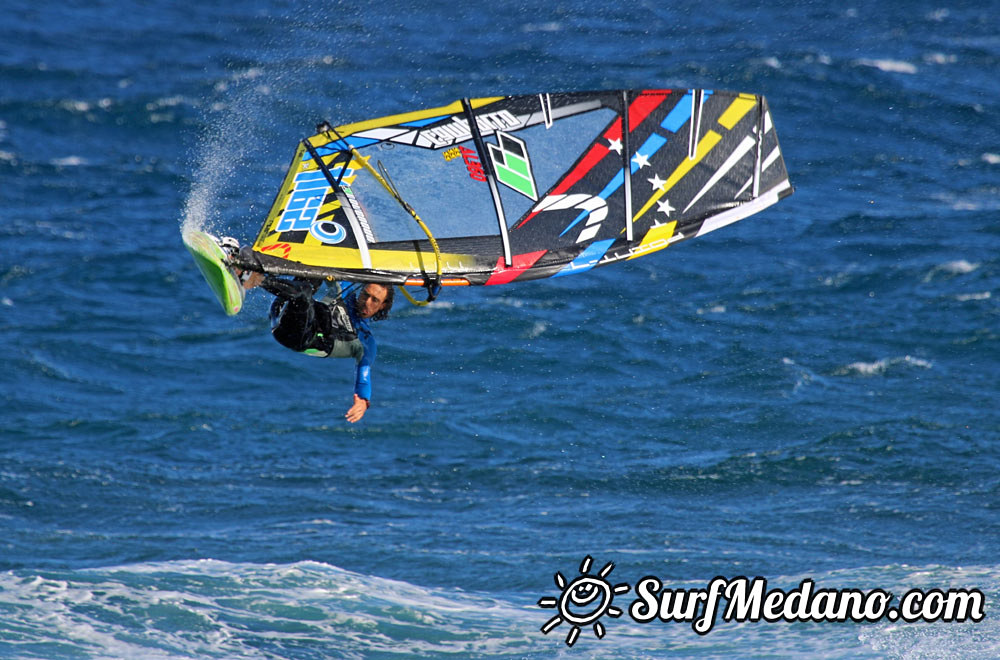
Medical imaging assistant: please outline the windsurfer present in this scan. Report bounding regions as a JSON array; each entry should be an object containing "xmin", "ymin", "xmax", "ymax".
[{"xmin": 238, "ymin": 258, "xmax": 393, "ymax": 424}]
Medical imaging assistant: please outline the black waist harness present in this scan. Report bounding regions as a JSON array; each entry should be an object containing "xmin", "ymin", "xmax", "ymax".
[{"xmin": 269, "ymin": 296, "xmax": 357, "ymax": 357}]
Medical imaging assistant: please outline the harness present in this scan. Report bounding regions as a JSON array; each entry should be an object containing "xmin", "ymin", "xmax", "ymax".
[{"xmin": 269, "ymin": 286, "xmax": 361, "ymax": 359}]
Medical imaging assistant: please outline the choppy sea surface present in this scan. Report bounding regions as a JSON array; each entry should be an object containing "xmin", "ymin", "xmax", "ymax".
[{"xmin": 2, "ymin": 1, "xmax": 998, "ymax": 657}]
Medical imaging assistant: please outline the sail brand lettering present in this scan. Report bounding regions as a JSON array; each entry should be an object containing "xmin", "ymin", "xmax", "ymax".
[
  {"xmin": 279, "ymin": 166, "xmax": 367, "ymax": 245},
  {"xmin": 459, "ymin": 146, "xmax": 487, "ymax": 181},
  {"xmin": 340, "ymin": 184, "xmax": 376, "ymax": 243},
  {"xmin": 422, "ymin": 110, "xmax": 522, "ymax": 147},
  {"xmin": 278, "ymin": 170, "xmax": 329, "ymax": 232}
]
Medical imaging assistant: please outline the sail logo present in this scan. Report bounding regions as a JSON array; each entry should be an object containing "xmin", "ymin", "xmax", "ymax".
[
  {"xmin": 421, "ymin": 110, "xmax": 523, "ymax": 147},
  {"xmin": 489, "ymin": 132, "xmax": 538, "ymax": 200},
  {"xmin": 278, "ymin": 167, "xmax": 357, "ymax": 245},
  {"xmin": 278, "ymin": 170, "xmax": 329, "ymax": 232},
  {"xmin": 309, "ymin": 220, "xmax": 347, "ymax": 244},
  {"xmin": 534, "ymin": 193, "xmax": 608, "ymax": 243},
  {"xmin": 444, "ymin": 145, "xmax": 487, "ymax": 182}
]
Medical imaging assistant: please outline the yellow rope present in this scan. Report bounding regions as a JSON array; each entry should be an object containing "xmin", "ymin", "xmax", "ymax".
[
  {"xmin": 344, "ymin": 146, "xmax": 443, "ymax": 302},
  {"xmin": 398, "ymin": 285, "xmax": 428, "ymax": 307}
]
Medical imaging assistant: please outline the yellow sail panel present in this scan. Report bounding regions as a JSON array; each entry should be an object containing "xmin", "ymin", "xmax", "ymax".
[
  {"xmin": 254, "ymin": 141, "xmax": 308, "ymax": 247},
  {"xmin": 253, "ymin": 146, "xmax": 362, "ymax": 250},
  {"xmin": 626, "ymin": 221, "xmax": 677, "ymax": 260},
  {"xmin": 717, "ymin": 94, "xmax": 757, "ymax": 130},
  {"xmin": 630, "ymin": 130, "xmax": 723, "ymax": 224},
  {"xmin": 255, "ymin": 240, "xmax": 479, "ymax": 274}
]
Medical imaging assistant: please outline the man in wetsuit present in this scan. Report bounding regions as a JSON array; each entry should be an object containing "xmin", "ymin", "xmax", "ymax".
[{"xmin": 243, "ymin": 269, "xmax": 393, "ymax": 423}]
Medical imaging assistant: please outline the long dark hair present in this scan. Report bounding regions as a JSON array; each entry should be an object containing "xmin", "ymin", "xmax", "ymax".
[{"xmin": 368, "ymin": 283, "xmax": 394, "ymax": 322}]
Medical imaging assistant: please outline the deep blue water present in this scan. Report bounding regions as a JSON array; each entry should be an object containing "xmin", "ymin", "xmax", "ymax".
[{"xmin": 2, "ymin": 1, "xmax": 999, "ymax": 657}]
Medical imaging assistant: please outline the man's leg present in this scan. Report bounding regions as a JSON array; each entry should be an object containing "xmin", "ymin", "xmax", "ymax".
[{"xmin": 264, "ymin": 278, "xmax": 323, "ymax": 352}]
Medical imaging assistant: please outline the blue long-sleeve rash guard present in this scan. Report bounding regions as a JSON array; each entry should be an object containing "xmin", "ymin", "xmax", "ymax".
[{"xmin": 343, "ymin": 289, "xmax": 376, "ymax": 402}]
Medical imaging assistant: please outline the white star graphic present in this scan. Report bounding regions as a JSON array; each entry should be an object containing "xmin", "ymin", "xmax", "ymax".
[
  {"xmin": 631, "ymin": 152, "xmax": 651, "ymax": 169},
  {"xmin": 648, "ymin": 173, "xmax": 667, "ymax": 191},
  {"xmin": 607, "ymin": 138, "xmax": 623, "ymax": 154},
  {"xmin": 656, "ymin": 198, "xmax": 675, "ymax": 216}
]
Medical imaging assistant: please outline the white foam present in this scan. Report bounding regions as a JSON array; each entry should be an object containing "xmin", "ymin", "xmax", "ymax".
[
  {"xmin": 50, "ymin": 155, "xmax": 88, "ymax": 167},
  {"xmin": 524, "ymin": 321, "xmax": 548, "ymax": 339},
  {"xmin": 923, "ymin": 259, "xmax": 979, "ymax": 282},
  {"xmin": 839, "ymin": 355, "xmax": 933, "ymax": 376},
  {"xmin": 856, "ymin": 58, "xmax": 919, "ymax": 74},
  {"xmin": 940, "ymin": 260, "xmax": 979, "ymax": 274},
  {"xmin": 0, "ymin": 560, "xmax": 538, "ymax": 659},
  {"xmin": 520, "ymin": 21, "xmax": 562, "ymax": 33},
  {"xmin": 59, "ymin": 99, "xmax": 92, "ymax": 113},
  {"xmin": 1, "ymin": 560, "xmax": 993, "ymax": 658}
]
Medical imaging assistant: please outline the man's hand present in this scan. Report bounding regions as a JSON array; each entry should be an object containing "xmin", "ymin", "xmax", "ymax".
[{"xmin": 345, "ymin": 394, "xmax": 369, "ymax": 423}]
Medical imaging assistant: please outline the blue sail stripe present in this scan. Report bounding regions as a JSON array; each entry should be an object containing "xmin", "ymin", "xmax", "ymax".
[{"xmin": 553, "ymin": 239, "xmax": 616, "ymax": 277}]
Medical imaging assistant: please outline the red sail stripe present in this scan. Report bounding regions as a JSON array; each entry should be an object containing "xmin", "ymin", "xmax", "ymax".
[
  {"xmin": 485, "ymin": 250, "xmax": 548, "ymax": 285},
  {"xmin": 513, "ymin": 90, "xmax": 670, "ymax": 230}
]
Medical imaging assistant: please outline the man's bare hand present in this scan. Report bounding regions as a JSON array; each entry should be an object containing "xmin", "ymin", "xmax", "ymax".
[{"xmin": 345, "ymin": 394, "xmax": 369, "ymax": 423}]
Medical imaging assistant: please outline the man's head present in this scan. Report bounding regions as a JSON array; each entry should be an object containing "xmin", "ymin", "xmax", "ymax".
[{"xmin": 356, "ymin": 283, "xmax": 393, "ymax": 321}]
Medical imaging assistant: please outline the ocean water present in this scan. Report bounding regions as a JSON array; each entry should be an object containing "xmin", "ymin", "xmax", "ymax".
[{"xmin": 2, "ymin": 0, "xmax": 999, "ymax": 657}]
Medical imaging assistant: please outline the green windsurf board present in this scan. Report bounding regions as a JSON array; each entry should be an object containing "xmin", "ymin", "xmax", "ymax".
[{"xmin": 182, "ymin": 230, "xmax": 245, "ymax": 316}]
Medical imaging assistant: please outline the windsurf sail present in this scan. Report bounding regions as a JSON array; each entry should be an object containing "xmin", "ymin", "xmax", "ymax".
[{"xmin": 248, "ymin": 89, "xmax": 792, "ymax": 288}]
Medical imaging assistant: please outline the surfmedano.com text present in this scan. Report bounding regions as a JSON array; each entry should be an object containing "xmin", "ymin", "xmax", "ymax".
[{"xmin": 629, "ymin": 576, "xmax": 986, "ymax": 633}]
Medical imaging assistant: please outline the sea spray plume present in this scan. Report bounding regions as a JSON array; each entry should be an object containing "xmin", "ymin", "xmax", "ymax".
[
  {"xmin": 180, "ymin": 66, "xmax": 281, "ymax": 237},
  {"xmin": 180, "ymin": 3, "xmax": 365, "ymax": 237}
]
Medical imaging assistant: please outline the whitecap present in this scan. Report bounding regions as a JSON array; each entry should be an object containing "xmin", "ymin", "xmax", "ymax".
[
  {"xmin": 838, "ymin": 355, "xmax": 932, "ymax": 377},
  {"xmin": 922, "ymin": 259, "xmax": 979, "ymax": 282},
  {"xmin": 940, "ymin": 260, "xmax": 979, "ymax": 274},
  {"xmin": 59, "ymin": 99, "xmax": 91, "ymax": 113},
  {"xmin": 0, "ymin": 560, "xmax": 994, "ymax": 658},
  {"xmin": 856, "ymin": 58, "xmax": 918, "ymax": 74},
  {"xmin": 51, "ymin": 155, "xmax": 88, "ymax": 167},
  {"xmin": 955, "ymin": 291, "xmax": 991, "ymax": 301},
  {"xmin": 521, "ymin": 21, "xmax": 562, "ymax": 33},
  {"xmin": 843, "ymin": 359, "xmax": 888, "ymax": 376}
]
